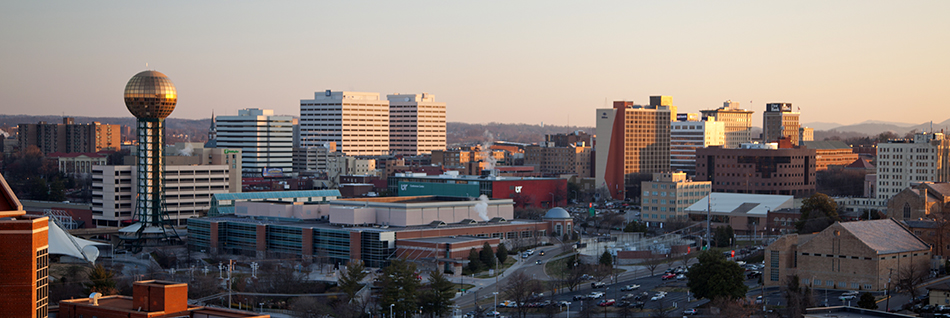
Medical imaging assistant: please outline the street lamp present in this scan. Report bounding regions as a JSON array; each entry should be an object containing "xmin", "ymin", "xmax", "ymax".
[
  {"xmin": 492, "ymin": 291, "xmax": 498, "ymax": 314},
  {"xmin": 390, "ymin": 303, "xmax": 395, "ymax": 318}
]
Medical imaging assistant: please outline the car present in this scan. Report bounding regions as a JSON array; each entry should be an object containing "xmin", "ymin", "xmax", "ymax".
[
  {"xmin": 522, "ymin": 253, "xmax": 530, "ymax": 259},
  {"xmin": 573, "ymin": 295, "xmax": 587, "ymax": 301},
  {"xmin": 755, "ymin": 296, "xmax": 764, "ymax": 304},
  {"xmin": 591, "ymin": 282, "xmax": 606, "ymax": 288},
  {"xmin": 629, "ymin": 302, "xmax": 645, "ymax": 309},
  {"xmin": 651, "ymin": 294, "xmax": 665, "ymax": 301},
  {"xmin": 580, "ymin": 274, "xmax": 594, "ymax": 281},
  {"xmin": 746, "ymin": 271, "xmax": 762, "ymax": 279},
  {"xmin": 842, "ymin": 290, "xmax": 860, "ymax": 296},
  {"xmin": 558, "ymin": 301, "xmax": 571, "ymax": 307},
  {"xmin": 597, "ymin": 299, "xmax": 616, "ymax": 307},
  {"xmin": 486, "ymin": 311, "xmax": 501, "ymax": 317},
  {"xmin": 683, "ymin": 308, "xmax": 698, "ymax": 315},
  {"xmin": 539, "ymin": 250, "xmax": 546, "ymax": 256},
  {"xmin": 588, "ymin": 292, "xmax": 604, "ymax": 299},
  {"xmin": 536, "ymin": 260, "xmax": 542, "ymax": 265},
  {"xmin": 620, "ymin": 284, "xmax": 640, "ymax": 291},
  {"xmin": 676, "ymin": 274, "xmax": 686, "ymax": 280},
  {"xmin": 526, "ymin": 249, "xmax": 535, "ymax": 255},
  {"xmin": 661, "ymin": 273, "xmax": 676, "ymax": 280},
  {"xmin": 838, "ymin": 295, "xmax": 856, "ymax": 300}
]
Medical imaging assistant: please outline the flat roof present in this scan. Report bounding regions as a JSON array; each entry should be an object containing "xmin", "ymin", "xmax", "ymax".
[
  {"xmin": 392, "ymin": 174, "xmax": 561, "ymax": 181},
  {"xmin": 213, "ymin": 190, "xmax": 341, "ymax": 201},
  {"xmin": 401, "ymin": 236, "xmax": 496, "ymax": 244},
  {"xmin": 195, "ymin": 215, "xmax": 543, "ymax": 232},
  {"xmin": 685, "ymin": 193, "xmax": 794, "ymax": 215}
]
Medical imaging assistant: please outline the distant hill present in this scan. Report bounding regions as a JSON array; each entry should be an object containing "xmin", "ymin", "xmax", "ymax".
[
  {"xmin": 446, "ymin": 122, "xmax": 594, "ymax": 145},
  {"xmin": 822, "ymin": 119, "xmax": 950, "ymax": 136},
  {"xmin": 803, "ymin": 122, "xmax": 844, "ymax": 131}
]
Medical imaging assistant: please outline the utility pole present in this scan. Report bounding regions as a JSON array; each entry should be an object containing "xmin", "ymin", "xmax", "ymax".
[
  {"xmin": 227, "ymin": 259, "xmax": 233, "ymax": 309},
  {"xmin": 886, "ymin": 268, "xmax": 894, "ymax": 311},
  {"xmin": 706, "ymin": 195, "xmax": 712, "ymax": 250}
]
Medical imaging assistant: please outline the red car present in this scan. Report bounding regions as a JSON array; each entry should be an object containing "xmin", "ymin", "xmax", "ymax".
[
  {"xmin": 597, "ymin": 299, "xmax": 616, "ymax": 307},
  {"xmin": 661, "ymin": 273, "xmax": 676, "ymax": 280}
]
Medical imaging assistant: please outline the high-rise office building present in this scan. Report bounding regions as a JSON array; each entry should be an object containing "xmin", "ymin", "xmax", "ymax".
[
  {"xmin": 17, "ymin": 118, "xmax": 121, "ymax": 154},
  {"xmin": 0, "ymin": 173, "xmax": 49, "ymax": 318},
  {"xmin": 595, "ymin": 98, "xmax": 672, "ymax": 200},
  {"xmin": 762, "ymin": 103, "xmax": 801, "ymax": 145},
  {"xmin": 299, "ymin": 90, "xmax": 390, "ymax": 156},
  {"xmin": 876, "ymin": 132, "xmax": 950, "ymax": 202},
  {"xmin": 700, "ymin": 100, "xmax": 754, "ymax": 148},
  {"xmin": 387, "ymin": 93, "xmax": 446, "ymax": 155},
  {"xmin": 216, "ymin": 108, "xmax": 294, "ymax": 176},
  {"xmin": 640, "ymin": 172, "xmax": 711, "ymax": 225},
  {"xmin": 670, "ymin": 118, "xmax": 725, "ymax": 175}
]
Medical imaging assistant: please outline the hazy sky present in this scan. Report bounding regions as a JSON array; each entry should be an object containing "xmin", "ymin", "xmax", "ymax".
[{"xmin": 1, "ymin": 1, "xmax": 948, "ymax": 128}]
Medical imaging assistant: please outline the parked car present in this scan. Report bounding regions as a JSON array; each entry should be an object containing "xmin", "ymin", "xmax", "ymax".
[
  {"xmin": 661, "ymin": 273, "xmax": 676, "ymax": 280},
  {"xmin": 573, "ymin": 295, "xmax": 587, "ymax": 301},
  {"xmin": 588, "ymin": 292, "xmax": 604, "ymax": 299},
  {"xmin": 838, "ymin": 294, "xmax": 856, "ymax": 300},
  {"xmin": 683, "ymin": 308, "xmax": 698, "ymax": 315},
  {"xmin": 842, "ymin": 290, "xmax": 860, "ymax": 296},
  {"xmin": 620, "ymin": 284, "xmax": 640, "ymax": 291},
  {"xmin": 676, "ymin": 274, "xmax": 686, "ymax": 280},
  {"xmin": 651, "ymin": 294, "xmax": 665, "ymax": 301},
  {"xmin": 597, "ymin": 299, "xmax": 616, "ymax": 307},
  {"xmin": 746, "ymin": 271, "xmax": 762, "ymax": 279},
  {"xmin": 629, "ymin": 302, "xmax": 645, "ymax": 309},
  {"xmin": 591, "ymin": 282, "xmax": 606, "ymax": 288}
]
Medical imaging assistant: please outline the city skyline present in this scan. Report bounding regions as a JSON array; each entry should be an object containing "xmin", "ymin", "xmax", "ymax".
[{"xmin": 1, "ymin": 1, "xmax": 948, "ymax": 128}]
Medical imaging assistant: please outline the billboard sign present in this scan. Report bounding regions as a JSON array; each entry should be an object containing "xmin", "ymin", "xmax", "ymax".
[
  {"xmin": 397, "ymin": 181, "xmax": 480, "ymax": 197},
  {"xmin": 261, "ymin": 167, "xmax": 284, "ymax": 178}
]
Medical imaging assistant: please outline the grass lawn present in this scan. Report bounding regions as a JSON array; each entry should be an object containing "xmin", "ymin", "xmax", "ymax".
[{"xmin": 475, "ymin": 258, "xmax": 517, "ymax": 278}]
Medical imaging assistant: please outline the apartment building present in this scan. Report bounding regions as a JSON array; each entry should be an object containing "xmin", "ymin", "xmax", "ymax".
[
  {"xmin": 876, "ymin": 132, "xmax": 950, "ymax": 201},
  {"xmin": 596, "ymin": 98, "xmax": 672, "ymax": 200},
  {"xmin": 640, "ymin": 172, "xmax": 711, "ymax": 224},
  {"xmin": 299, "ymin": 90, "xmax": 390, "ymax": 156},
  {"xmin": 695, "ymin": 143, "xmax": 816, "ymax": 198},
  {"xmin": 215, "ymin": 108, "xmax": 294, "ymax": 176},
  {"xmin": 0, "ymin": 174, "xmax": 50, "ymax": 318},
  {"xmin": 762, "ymin": 103, "xmax": 801, "ymax": 146},
  {"xmin": 524, "ymin": 143, "xmax": 591, "ymax": 177},
  {"xmin": 387, "ymin": 93, "xmax": 446, "ymax": 155},
  {"xmin": 18, "ymin": 117, "xmax": 121, "ymax": 154},
  {"xmin": 800, "ymin": 140, "xmax": 859, "ymax": 171},
  {"xmin": 671, "ymin": 119, "xmax": 725, "ymax": 175}
]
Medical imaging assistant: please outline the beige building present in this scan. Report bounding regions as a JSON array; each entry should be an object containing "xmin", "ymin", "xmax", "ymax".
[
  {"xmin": 46, "ymin": 152, "xmax": 108, "ymax": 176},
  {"xmin": 877, "ymin": 132, "xmax": 950, "ymax": 201},
  {"xmin": 299, "ymin": 90, "xmax": 390, "ymax": 156},
  {"xmin": 800, "ymin": 127, "xmax": 814, "ymax": 143},
  {"xmin": 387, "ymin": 93, "xmax": 446, "ymax": 155},
  {"xmin": 700, "ymin": 100, "xmax": 753, "ymax": 149},
  {"xmin": 765, "ymin": 219, "xmax": 931, "ymax": 291},
  {"xmin": 886, "ymin": 182, "xmax": 950, "ymax": 220},
  {"xmin": 18, "ymin": 117, "xmax": 121, "ymax": 154},
  {"xmin": 762, "ymin": 102, "xmax": 801, "ymax": 145},
  {"xmin": 524, "ymin": 143, "xmax": 591, "ymax": 177},
  {"xmin": 640, "ymin": 172, "xmax": 711, "ymax": 224}
]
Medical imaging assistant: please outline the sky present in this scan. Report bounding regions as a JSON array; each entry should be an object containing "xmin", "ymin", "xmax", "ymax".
[{"xmin": 1, "ymin": 1, "xmax": 948, "ymax": 128}]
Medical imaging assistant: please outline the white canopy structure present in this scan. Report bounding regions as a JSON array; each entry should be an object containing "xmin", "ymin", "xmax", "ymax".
[{"xmin": 48, "ymin": 217, "xmax": 109, "ymax": 264}]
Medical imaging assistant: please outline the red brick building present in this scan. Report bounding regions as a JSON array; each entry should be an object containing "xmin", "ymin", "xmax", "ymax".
[
  {"xmin": 695, "ymin": 144, "xmax": 816, "ymax": 197},
  {"xmin": 58, "ymin": 280, "xmax": 267, "ymax": 318},
  {"xmin": 0, "ymin": 173, "xmax": 50, "ymax": 318}
]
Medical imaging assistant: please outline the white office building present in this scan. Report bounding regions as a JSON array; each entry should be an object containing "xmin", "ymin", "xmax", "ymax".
[
  {"xmin": 671, "ymin": 119, "xmax": 725, "ymax": 175},
  {"xmin": 215, "ymin": 108, "xmax": 294, "ymax": 176},
  {"xmin": 300, "ymin": 90, "xmax": 390, "ymax": 156},
  {"xmin": 387, "ymin": 93, "xmax": 446, "ymax": 155},
  {"xmin": 876, "ymin": 132, "xmax": 950, "ymax": 201}
]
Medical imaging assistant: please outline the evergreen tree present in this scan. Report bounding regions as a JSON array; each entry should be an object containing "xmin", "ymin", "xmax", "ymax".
[
  {"xmin": 796, "ymin": 193, "xmax": 841, "ymax": 233},
  {"xmin": 479, "ymin": 242, "xmax": 496, "ymax": 269},
  {"xmin": 419, "ymin": 270, "xmax": 455, "ymax": 318},
  {"xmin": 495, "ymin": 243, "xmax": 508, "ymax": 264},
  {"xmin": 338, "ymin": 260, "xmax": 367, "ymax": 301},
  {"xmin": 379, "ymin": 259, "xmax": 422, "ymax": 317},
  {"xmin": 84, "ymin": 264, "xmax": 118, "ymax": 295},
  {"xmin": 685, "ymin": 251, "xmax": 747, "ymax": 300},
  {"xmin": 468, "ymin": 248, "xmax": 482, "ymax": 273},
  {"xmin": 599, "ymin": 250, "xmax": 613, "ymax": 267},
  {"xmin": 857, "ymin": 292, "xmax": 877, "ymax": 309}
]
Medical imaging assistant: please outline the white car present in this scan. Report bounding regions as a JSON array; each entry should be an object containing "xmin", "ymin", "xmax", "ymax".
[
  {"xmin": 620, "ymin": 284, "xmax": 640, "ymax": 291},
  {"xmin": 651, "ymin": 294, "xmax": 665, "ymax": 301},
  {"xmin": 588, "ymin": 292, "xmax": 604, "ymax": 299}
]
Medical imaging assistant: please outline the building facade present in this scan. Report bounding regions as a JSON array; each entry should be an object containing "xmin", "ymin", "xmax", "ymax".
[
  {"xmin": 18, "ymin": 118, "xmax": 121, "ymax": 154},
  {"xmin": 0, "ymin": 174, "xmax": 49, "ymax": 318},
  {"xmin": 801, "ymin": 140, "xmax": 859, "ymax": 171},
  {"xmin": 596, "ymin": 98, "xmax": 672, "ymax": 200},
  {"xmin": 671, "ymin": 119, "xmax": 725, "ymax": 175},
  {"xmin": 695, "ymin": 143, "xmax": 817, "ymax": 197},
  {"xmin": 387, "ymin": 93, "xmax": 446, "ymax": 155},
  {"xmin": 762, "ymin": 103, "xmax": 801, "ymax": 146},
  {"xmin": 388, "ymin": 172, "xmax": 568, "ymax": 209},
  {"xmin": 640, "ymin": 172, "xmax": 711, "ymax": 225},
  {"xmin": 46, "ymin": 152, "xmax": 108, "ymax": 176},
  {"xmin": 524, "ymin": 143, "xmax": 591, "ymax": 177},
  {"xmin": 876, "ymin": 132, "xmax": 950, "ymax": 201},
  {"xmin": 299, "ymin": 90, "xmax": 390, "ymax": 156},
  {"xmin": 764, "ymin": 219, "xmax": 931, "ymax": 291},
  {"xmin": 216, "ymin": 108, "xmax": 294, "ymax": 176},
  {"xmin": 700, "ymin": 100, "xmax": 754, "ymax": 149}
]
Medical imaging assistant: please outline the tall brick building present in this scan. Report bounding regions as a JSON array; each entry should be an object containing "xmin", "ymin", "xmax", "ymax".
[
  {"xmin": 17, "ymin": 117, "xmax": 121, "ymax": 154},
  {"xmin": 695, "ymin": 143, "xmax": 816, "ymax": 197},
  {"xmin": 0, "ymin": 173, "xmax": 50, "ymax": 318},
  {"xmin": 595, "ymin": 98, "xmax": 673, "ymax": 200}
]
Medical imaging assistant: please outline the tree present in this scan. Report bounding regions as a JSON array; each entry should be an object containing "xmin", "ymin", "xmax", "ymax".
[
  {"xmin": 84, "ymin": 264, "xmax": 118, "ymax": 295},
  {"xmin": 338, "ymin": 260, "xmax": 368, "ymax": 301},
  {"xmin": 556, "ymin": 254, "xmax": 587, "ymax": 292},
  {"xmin": 480, "ymin": 243, "xmax": 496, "ymax": 269},
  {"xmin": 796, "ymin": 193, "xmax": 840, "ymax": 233},
  {"xmin": 685, "ymin": 251, "xmax": 747, "ymax": 300},
  {"xmin": 599, "ymin": 250, "xmax": 613, "ymax": 267},
  {"xmin": 857, "ymin": 292, "xmax": 877, "ymax": 309},
  {"xmin": 623, "ymin": 221, "xmax": 647, "ymax": 233},
  {"xmin": 895, "ymin": 263, "xmax": 928, "ymax": 300},
  {"xmin": 645, "ymin": 253, "xmax": 661, "ymax": 276},
  {"xmin": 713, "ymin": 226, "xmax": 734, "ymax": 248},
  {"xmin": 419, "ymin": 270, "xmax": 455, "ymax": 318},
  {"xmin": 290, "ymin": 296, "xmax": 333, "ymax": 318},
  {"xmin": 468, "ymin": 248, "xmax": 482, "ymax": 273},
  {"xmin": 503, "ymin": 271, "xmax": 543, "ymax": 318},
  {"xmin": 378, "ymin": 259, "xmax": 422, "ymax": 318},
  {"xmin": 782, "ymin": 275, "xmax": 814, "ymax": 318},
  {"xmin": 495, "ymin": 243, "xmax": 508, "ymax": 264}
]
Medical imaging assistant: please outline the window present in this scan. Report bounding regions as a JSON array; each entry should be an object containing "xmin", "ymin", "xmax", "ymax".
[
  {"xmin": 864, "ymin": 284, "xmax": 872, "ymax": 290},
  {"xmin": 851, "ymin": 283, "xmax": 859, "ymax": 289},
  {"xmin": 826, "ymin": 280, "xmax": 834, "ymax": 286},
  {"xmin": 814, "ymin": 279, "xmax": 822, "ymax": 286},
  {"xmin": 904, "ymin": 203, "xmax": 911, "ymax": 218}
]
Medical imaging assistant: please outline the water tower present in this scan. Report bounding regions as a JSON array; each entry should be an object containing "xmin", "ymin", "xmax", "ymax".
[{"xmin": 118, "ymin": 70, "xmax": 181, "ymax": 251}]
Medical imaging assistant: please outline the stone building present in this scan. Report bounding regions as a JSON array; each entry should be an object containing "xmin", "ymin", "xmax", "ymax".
[
  {"xmin": 764, "ymin": 219, "xmax": 931, "ymax": 291},
  {"xmin": 886, "ymin": 182, "xmax": 950, "ymax": 220}
]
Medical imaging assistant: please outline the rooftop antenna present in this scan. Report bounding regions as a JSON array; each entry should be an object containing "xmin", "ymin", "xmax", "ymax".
[{"xmin": 146, "ymin": 62, "xmax": 148, "ymax": 69}]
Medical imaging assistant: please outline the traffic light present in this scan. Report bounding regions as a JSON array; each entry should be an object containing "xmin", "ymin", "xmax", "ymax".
[{"xmin": 731, "ymin": 250, "xmax": 735, "ymax": 257}]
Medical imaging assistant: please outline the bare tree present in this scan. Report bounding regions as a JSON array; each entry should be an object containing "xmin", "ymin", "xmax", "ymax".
[
  {"xmin": 710, "ymin": 297, "xmax": 753, "ymax": 318},
  {"xmin": 579, "ymin": 298, "xmax": 596, "ymax": 318},
  {"xmin": 679, "ymin": 252, "xmax": 694, "ymax": 269},
  {"xmin": 503, "ymin": 271, "xmax": 543, "ymax": 318},
  {"xmin": 649, "ymin": 297, "xmax": 669, "ymax": 318},
  {"xmin": 645, "ymin": 253, "xmax": 661, "ymax": 276},
  {"xmin": 896, "ymin": 263, "xmax": 928, "ymax": 300}
]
